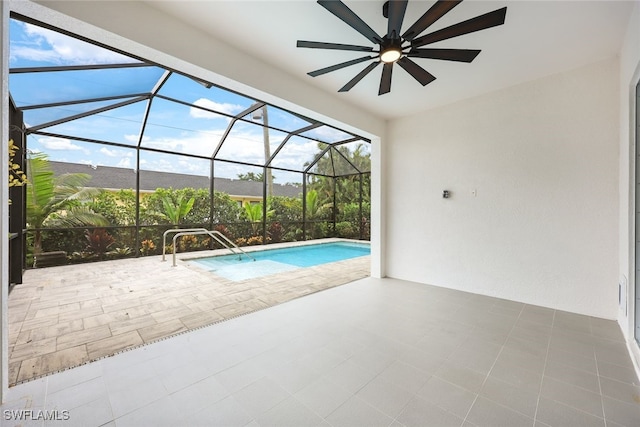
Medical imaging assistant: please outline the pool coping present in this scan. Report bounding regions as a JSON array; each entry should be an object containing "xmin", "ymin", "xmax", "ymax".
[{"xmin": 178, "ymin": 237, "xmax": 370, "ymax": 261}]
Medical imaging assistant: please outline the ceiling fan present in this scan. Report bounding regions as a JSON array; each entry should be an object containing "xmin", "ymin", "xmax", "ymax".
[{"xmin": 297, "ymin": 0, "xmax": 507, "ymax": 95}]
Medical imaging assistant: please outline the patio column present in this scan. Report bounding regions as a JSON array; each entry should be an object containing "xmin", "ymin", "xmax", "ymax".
[
  {"xmin": 302, "ymin": 173, "xmax": 307, "ymax": 240},
  {"xmin": 359, "ymin": 173, "xmax": 363, "ymax": 240}
]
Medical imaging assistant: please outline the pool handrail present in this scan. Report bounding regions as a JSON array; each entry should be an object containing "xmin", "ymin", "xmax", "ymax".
[
  {"xmin": 170, "ymin": 229, "xmax": 256, "ymax": 267},
  {"xmin": 162, "ymin": 228, "xmax": 208, "ymax": 261}
]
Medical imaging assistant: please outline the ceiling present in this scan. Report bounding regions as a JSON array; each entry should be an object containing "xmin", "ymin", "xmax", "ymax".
[{"xmin": 145, "ymin": 1, "xmax": 633, "ymax": 120}]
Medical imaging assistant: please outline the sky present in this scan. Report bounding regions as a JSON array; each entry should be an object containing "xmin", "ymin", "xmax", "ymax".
[{"xmin": 9, "ymin": 19, "xmax": 370, "ymax": 184}]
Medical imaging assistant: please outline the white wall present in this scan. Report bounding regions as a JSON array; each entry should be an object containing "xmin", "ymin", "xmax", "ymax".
[
  {"xmin": 618, "ymin": 1, "xmax": 640, "ymax": 368},
  {"xmin": 387, "ymin": 58, "xmax": 620, "ymax": 319}
]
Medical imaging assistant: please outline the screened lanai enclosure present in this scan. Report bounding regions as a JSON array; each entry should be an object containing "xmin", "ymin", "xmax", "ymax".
[{"xmin": 7, "ymin": 15, "xmax": 371, "ymax": 286}]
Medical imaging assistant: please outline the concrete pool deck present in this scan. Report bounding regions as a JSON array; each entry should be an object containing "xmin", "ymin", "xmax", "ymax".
[{"xmin": 8, "ymin": 239, "xmax": 370, "ymax": 386}]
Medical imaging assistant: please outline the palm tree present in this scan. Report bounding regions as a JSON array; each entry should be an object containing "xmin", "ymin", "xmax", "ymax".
[{"xmin": 26, "ymin": 153, "xmax": 108, "ymax": 255}]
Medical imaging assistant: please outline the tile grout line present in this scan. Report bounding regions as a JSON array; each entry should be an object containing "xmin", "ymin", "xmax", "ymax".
[
  {"xmin": 532, "ymin": 308, "xmax": 555, "ymax": 425},
  {"xmin": 594, "ymin": 347, "xmax": 607, "ymax": 424},
  {"xmin": 460, "ymin": 301, "xmax": 528, "ymax": 426},
  {"xmin": 541, "ymin": 317, "xmax": 613, "ymax": 424}
]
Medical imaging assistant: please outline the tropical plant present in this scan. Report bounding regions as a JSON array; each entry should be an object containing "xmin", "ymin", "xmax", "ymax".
[
  {"xmin": 306, "ymin": 189, "xmax": 332, "ymax": 220},
  {"xmin": 211, "ymin": 224, "xmax": 233, "ymax": 249},
  {"xmin": 139, "ymin": 187, "xmax": 242, "ymax": 226},
  {"xmin": 268, "ymin": 222, "xmax": 283, "ymax": 243},
  {"xmin": 270, "ymin": 196, "xmax": 302, "ymax": 223},
  {"xmin": 161, "ymin": 194, "xmax": 195, "ymax": 225},
  {"xmin": 214, "ymin": 224, "xmax": 232, "ymax": 239},
  {"xmin": 246, "ymin": 235, "xmax": 269, "ymax": 246},
  {"xmin": 140, "ymin": 239, "xmax": 156, "ymax": 255},
  {"xmin": 177, "ymin": 234, "xmax": 198, "ymax": 252},
  {"xmin": 243, "ymin": 201, "xmax": 274, "ymax": 236},
  {"xmin": 212, "ymin": 191, "xmax": 243, "ymax": 223},
  {"xmin": 85, "ymin": 228, "xmax": 115, "ymax": 259},
  {"xmin": 90, "ymin": 189, "xmax": 136, "ymax": 225},
  {"xmin": 26, "ymin": 153, "xmax": 108, "ymax": 255},
  {"xmin": 8, "ymin": 139, "xmax": 27, "ymax": 205},
  {"xmin": 108, "ymin": 246, "xmax": 132, "ymax": 258},
  {"xmin": 306, "ymin": 190, "xmax": 319, "ymax": 219},
  {"xmin": 335, "ymin": 221, "xmax": 356, "ymax": 239}
]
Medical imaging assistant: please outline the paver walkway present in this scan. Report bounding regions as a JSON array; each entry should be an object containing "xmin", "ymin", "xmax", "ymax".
[{"xmin": 8, "ymin": 239, "xmax": 370, "ymax": 385}]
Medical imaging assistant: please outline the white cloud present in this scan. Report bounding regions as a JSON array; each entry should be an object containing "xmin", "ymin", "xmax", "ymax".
[
  {"xmin": 99, "ymin": 147, "xmax": 118, "ymax": 157},
  {"xmin": 124, "ymin": 134, "xmax": 149, "ymax": 144},
  {"xmin": 11, "ymin": 22, "xmax": 136, "ymax": 65},
  {"xmin": 100, "ymin": 147, "xmax": 133, "ymax": 158},
  {"xmin": 177, "ymin": 159, "xmax": 206, "ymax": 175},
  {"xmin": 116, "ymin": 158, "xmax": 132, "ymax": 168},
  {"xmin": 141, "ymin": 131, "xmax": 224, "ymax": 158},
  {"xmin": 141, "ymin": 138, "xmax": 182, "ymax": 153},
  {"xmin": 307, "ymin": 126, "xmax": 352, "ymax": 142},
  {"xmin": 190, "ymin": 98, "xmax": 243, "ymax": 119},
  {"xmin": 270, "ymin": 138, "xmax": 319, "ymax": 170},
  {"xmin": 38, "ymin": 137, "xmax": 83, "ymax": 152}
]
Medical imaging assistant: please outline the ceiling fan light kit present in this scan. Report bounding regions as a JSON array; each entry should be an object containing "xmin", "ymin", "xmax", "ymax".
[
  {"xmin": 297, "ymin": 0, "xmax": 507, "ymax": 95},
  {"xmin": 380, "ymin": 47, "xmax": 401, "ymax": 63}
]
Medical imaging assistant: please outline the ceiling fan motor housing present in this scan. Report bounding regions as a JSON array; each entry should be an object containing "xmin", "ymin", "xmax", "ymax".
[{"xmin": 379, "ymin": 36, "xmax": 403, "ymax": 63}]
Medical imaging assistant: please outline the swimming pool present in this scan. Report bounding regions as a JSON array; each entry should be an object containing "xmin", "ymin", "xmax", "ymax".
[{"xmin": 189, "ymin": 241, "xmax": 370, "ymax": 281}]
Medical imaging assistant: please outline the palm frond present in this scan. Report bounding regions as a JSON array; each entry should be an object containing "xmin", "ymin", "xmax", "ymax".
[
  {"xmin": 26, "ymin": 153, "xmax": 56, "ymax": 228},
  {"xmin": 27, "ymin": 152, "xmax": 108, "ymax": 232},
  {"xmin": 47, "ymin": 206, "xmax": 110, "ymax": 228}
]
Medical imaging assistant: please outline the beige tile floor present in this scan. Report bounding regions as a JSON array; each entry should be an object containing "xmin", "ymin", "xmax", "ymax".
[
  {"xmin": 8, "ymin": 239, "xmax": 370, "ymax": 386},
  {"xmin": 1, "ymin": 277, "xmax": 639, "ymax": 426}
]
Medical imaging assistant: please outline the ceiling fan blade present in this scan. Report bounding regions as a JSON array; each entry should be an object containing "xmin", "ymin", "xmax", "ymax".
[
  {"xmin": 408, "ymin": 48, "xmax": 481, "ymax": 63},
  {"xmin": 411, "ymin": 7, "xmax": 507, "ymax": 48},
  {"xmin": 402, "ymin": 0, "xmax": 462, "ymax": 41},
  {"xmin": 297, "ymin": 40, "xmax": 374, "ymax": 52},
  {"xmin": 387, "ymin": 0, "xmax": 408, "ymax": 39},
  {"xmin": 318, "ymin": 0, "xmax": 382, "ymax": 44},
  {"xmin": 339, "ymin": 62, "xmax": 379, "ymax": 92},
  {"xmin": 397, "ymin": 57, "xmax": 436, "ymax": 86},
  {"xmin": 379, "ymin": 63, "xmax": 393, "ymax": 95},
  {"xmin": 308, "ymin": 56, "xmax": 375, "ymax": 77}
]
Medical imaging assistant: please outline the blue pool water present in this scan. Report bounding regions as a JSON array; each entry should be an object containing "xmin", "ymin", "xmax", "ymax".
[{"xmin": 190, "ymin": 241, "xmax": 370, "ymax": 281}]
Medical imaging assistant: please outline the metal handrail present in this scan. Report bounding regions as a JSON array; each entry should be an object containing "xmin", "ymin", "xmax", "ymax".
[
  {"xmin": 162, "ymin": 228, "xmax": 208, "ymax": 261},
  {"xmin": 170, "ymin": 229, "xmax": 256, "ymax": 267}
]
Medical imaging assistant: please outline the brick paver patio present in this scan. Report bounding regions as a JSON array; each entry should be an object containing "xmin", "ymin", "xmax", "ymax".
[{"xmin": 8, "ymin": 239, "xmax": 370, "ymax": 386}]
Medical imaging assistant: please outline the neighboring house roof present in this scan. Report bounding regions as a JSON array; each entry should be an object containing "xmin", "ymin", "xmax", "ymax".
[{"xmin": 48, "ymin": 161, "xmax": 302, "ymax": 199}]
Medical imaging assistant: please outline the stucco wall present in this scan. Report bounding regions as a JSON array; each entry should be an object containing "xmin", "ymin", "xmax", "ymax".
[{"xmin": 387, "ymin": 58, "xmax": 620, "ymax": 319}]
